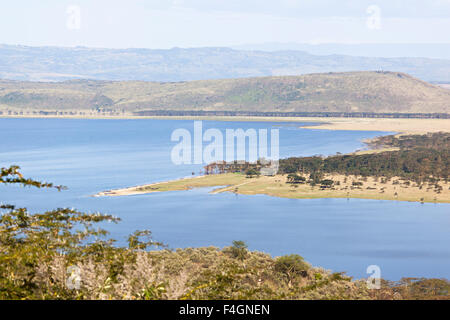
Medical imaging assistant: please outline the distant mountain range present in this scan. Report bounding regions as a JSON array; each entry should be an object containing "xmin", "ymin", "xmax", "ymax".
[
  {"xmin": 1, "ymin": 72, "xmax": 449, "ymax": 116},
  {"xmin": 232, "ymin": 43, "xmax": 450, "ymax": 60},
  {"xmin": 1, "ymin": 44, "xmax": 450, "ymax": 82}
]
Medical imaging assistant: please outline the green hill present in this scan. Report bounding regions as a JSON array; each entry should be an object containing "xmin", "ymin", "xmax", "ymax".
[{"xmin": 1, "ymin": 71, "xmax": 449, "ymax": 116}]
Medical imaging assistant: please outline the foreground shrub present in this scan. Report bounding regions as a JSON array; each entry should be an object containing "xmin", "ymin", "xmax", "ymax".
[
  {"xmin": 274, "ymin": 254, "xmax": 310, "ymax": 278},
  {"xmin": 224, "ymin": 240, "xmax": 248, "ymax": 260}
]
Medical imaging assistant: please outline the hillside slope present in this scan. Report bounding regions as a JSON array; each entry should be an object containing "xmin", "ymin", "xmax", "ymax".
[
  {"xmin": 0, "ymin": 72, "xmax": 449, "ymax": 115},
  {"xmin": 1, "ymin": 45, "xmax": 450, "ymax": 82}
]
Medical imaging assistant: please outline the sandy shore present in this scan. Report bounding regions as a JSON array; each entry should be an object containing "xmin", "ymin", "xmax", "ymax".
[
  {"xmin": 300, "ymin": 118, "xmax": 450, "ymax": 134},
  {"xmin": 2, "ymin": 114, "xmax": 449, "ymax": 134},
  {"xmin": 94, "ymin": 175, "xmax": 206, "ymax": 197}
]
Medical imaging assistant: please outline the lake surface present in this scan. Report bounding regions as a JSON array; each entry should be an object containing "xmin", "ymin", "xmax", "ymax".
[{"xmin": 1, "ymin": 118, "xmax": 449, "ymax": 280}]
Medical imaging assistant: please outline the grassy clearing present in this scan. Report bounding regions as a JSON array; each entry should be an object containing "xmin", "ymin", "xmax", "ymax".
[{"xmin": 96, "ymin": 173, "xmax": 450, "ymax": 204}]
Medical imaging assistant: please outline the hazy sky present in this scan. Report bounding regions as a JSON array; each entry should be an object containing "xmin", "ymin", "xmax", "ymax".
[{"xmin": 1, "ymin": 0, "xmax": 449, "ymax": 48}]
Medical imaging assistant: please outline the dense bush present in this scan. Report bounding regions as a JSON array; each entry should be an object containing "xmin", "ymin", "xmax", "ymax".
[
  {"xmin": 279, "ymin": 133, "xmax": 449, "ymax": 183},
  {"xmin": 224, "ymin": 240, "xmax": 248, "ymax": 260},
  {"xmin": 368, "ymin": 132, "xmax": 450, "ymax": 150},
  {"xmin": 274, "ymin": 254, "xmax": 310, "ymax": 277}
]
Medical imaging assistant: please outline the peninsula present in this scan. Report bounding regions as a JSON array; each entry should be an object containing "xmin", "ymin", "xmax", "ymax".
[{"xmin": 95, "ymin": 132, "xmax": 450, "ymax": 204}]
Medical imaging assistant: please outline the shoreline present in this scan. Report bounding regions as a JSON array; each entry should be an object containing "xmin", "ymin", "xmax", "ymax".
[
  {"xmin": 94, "ymin": 173, "xmax": 450, "ymax": 204},
  {"xmin": 88, "ymin": 119, "xmax": 449, "ymax": 202},
  {"xmin": 94, "ymin": 175, "xmax": 206, "ymax": 197},
  {"xmin": 6, "ymin": 115, "xmax": 446, "ymax": 203},
  {"xmin": 2, "ymin": 115, "xmax": 450, "ymax": 134}
]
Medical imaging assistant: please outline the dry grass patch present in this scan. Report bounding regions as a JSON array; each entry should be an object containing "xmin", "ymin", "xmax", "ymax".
[{"xmin": 96, "ymin": 173, "xmax": 450, "ymax": 203}]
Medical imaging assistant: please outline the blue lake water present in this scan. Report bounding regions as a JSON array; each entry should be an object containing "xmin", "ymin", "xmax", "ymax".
[{"xmin": 0, "ymin": 118, "xmax": 449, "ymax": 280}]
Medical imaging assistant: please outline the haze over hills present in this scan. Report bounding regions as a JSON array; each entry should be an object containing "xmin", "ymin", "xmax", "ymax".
[
  {"xmin": 1, "ymin": 44, "xmax": 450, "ymax": 83},
  {"xmin": 232, "ymin": 43, "xmax": 450, "ymax": 60},
  {"xmin": 1, "ymin": 71, "xmax": 449, "ymax": 116}
]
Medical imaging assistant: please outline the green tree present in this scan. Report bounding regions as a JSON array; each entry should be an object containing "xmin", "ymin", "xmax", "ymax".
[
  {"xmin": 274, "ymin": 254, "xmax": 310, "ymax": 285},
  {"xmin": 245, "ymin": 168, "xmax": 260, "ymax": 178},
  {"xmin": 275, "ymin": 254, "xmax": 310, "ymax": 276},
  {"xmin": 0, "ymin": 165, "xmax": 161, "ymax": 299},
  {"xmin": 287, "ymin": 174, "xmax": 306, "ymax": 184},
  {"xmin": 226, "ymin": 240, "xmax": 248, "ymax": 260},
  {"xmin": 320, "ymin": 179, "xmax": 334, "ymax": 188}
]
